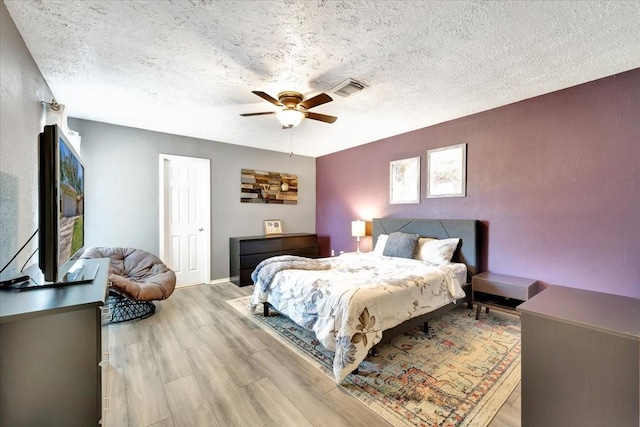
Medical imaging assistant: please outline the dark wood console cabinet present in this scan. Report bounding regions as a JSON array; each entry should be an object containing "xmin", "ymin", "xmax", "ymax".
[
  {"xmin": 230, "ymin": 233, "xmax": 319, "ymax": 286},
  {"xmin": 0, "ymin": 258, "xmax": 110, "ymax": 426},
  {"xmin": 518, "ymin": 286, "xmax": 639, "ymax": 427}
]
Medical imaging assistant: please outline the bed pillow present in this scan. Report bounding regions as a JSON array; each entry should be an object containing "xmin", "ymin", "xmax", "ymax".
[
  {"xmin": 372, "ymin": 234, "xmax": 389, "ymax": 255},
  {"xmin": 416, "ymin": 237, "xmax": 460, "ymax": 264},
  {"xmin": 382, "ymin": 232, "xmax": 420, "ymax": 259}
]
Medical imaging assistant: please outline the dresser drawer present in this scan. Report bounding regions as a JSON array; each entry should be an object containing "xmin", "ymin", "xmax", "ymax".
[
  {"xmin": 240, "ymin": 246, "xmax": 318, "ymax": 270},
  {"xmin": 286, "ymin": 247, "xmax": 319, "ymax": 258},
  {"xmin": 283, "ymin": 235, "xmax": 318, "ymax": 250},
  {"xmin": 230, "ymin": 233, "xmax": 319, "ymax": 287},
  {"xmin": 239, "ymin": 269, "xmax": 254, "ymax": 286},
  {"xmin": 240, "ymin": 238, "xmax": 282, "ymax": 255},
  {"xmin": 240, "ymin": 250, "xmax": 318, "ymax": 287},
  {"xmin": 239, "ymin": 252, "xmax": 279, "ymax": 269}
]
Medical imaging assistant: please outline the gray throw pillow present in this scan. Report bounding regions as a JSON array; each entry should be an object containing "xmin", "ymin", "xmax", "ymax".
[{"xmin": 382, "ymin": 232, "xmax": 420, "ymax": 259}]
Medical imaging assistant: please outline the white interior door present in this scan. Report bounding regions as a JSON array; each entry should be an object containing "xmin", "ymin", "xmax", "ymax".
[{"xmin": 159, "ymin": 154, "xmax": 210, "ymax": 286}]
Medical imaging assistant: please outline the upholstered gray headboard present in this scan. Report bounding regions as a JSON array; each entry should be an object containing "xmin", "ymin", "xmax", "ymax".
[{"xmin": 372, "ymin": 218, "xmax": 481, "ymax": 279}]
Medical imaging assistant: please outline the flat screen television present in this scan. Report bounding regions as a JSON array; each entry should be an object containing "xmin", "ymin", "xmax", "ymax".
[{"xmin": 38, "ymin": 124, "xmax": 86, "ymax": 282}]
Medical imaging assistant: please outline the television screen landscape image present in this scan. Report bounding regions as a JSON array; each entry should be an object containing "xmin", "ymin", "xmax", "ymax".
[
  {"xmin": 39, "ymin": 124, "xmax": 86, "ymax": 282},
  {"xmin": 57, "ymin": 138, "xmax": 84, "ymax": 265}
]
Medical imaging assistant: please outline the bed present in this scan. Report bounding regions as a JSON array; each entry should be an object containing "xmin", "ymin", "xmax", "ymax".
[{"xmin": 250, "ymin": 218, "xmax": 480, "ymax": 383}]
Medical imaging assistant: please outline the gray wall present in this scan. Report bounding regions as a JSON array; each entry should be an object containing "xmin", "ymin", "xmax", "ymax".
[
  {"xmin": 0, "ymin": 1, "xmax": 54, "ymax": 280},
  {"xmin": 69, "ymin": 118, "xmax": 316, "ymax": 282}
]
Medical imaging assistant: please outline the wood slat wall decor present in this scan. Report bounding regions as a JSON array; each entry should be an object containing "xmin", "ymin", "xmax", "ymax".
[{"xmin": 241, "ymin": 169, "xmax": 298, "ymax": 204}]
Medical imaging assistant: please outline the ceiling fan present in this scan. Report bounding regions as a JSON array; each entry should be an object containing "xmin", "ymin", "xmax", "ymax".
[{"xmin": 240, "ymin": 91, "xmax": 338, "ymax": 128}]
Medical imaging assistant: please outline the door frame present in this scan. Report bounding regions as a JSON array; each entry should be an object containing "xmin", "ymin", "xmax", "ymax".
[{"xmin": 158, "ymin": 154, "xmax": 211, "ymax": 287}]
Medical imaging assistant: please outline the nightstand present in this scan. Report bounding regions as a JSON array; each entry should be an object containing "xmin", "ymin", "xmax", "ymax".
[{"xmin": 472, "ymin": 272, "xmax": 539, "ymax": 320}]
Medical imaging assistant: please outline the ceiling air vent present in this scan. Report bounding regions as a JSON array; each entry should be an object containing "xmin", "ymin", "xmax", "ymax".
[{"xmin": 331, "ymin": 78, "xmax": 368, "ymax": 97}]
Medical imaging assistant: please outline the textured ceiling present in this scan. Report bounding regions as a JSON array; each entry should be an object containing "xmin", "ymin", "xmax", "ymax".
[{"xmin": 5, "ymin": 1, "xmax": 640, "ymax": 157}]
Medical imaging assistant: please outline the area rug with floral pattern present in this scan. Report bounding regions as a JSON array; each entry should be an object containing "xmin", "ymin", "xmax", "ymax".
[{"xmin": 228, "ymin": 296, "xmax": 521, "ymax": 427}]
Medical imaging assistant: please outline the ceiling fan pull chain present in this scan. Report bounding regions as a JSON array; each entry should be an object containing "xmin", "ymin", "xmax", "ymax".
[{"xmin": 289, "ymin": 128, "xmax": 293, "ymax": 157}]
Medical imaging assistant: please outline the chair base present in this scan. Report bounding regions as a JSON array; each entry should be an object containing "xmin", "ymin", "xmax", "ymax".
[{"xmin": 107, "ymin": 292, "xmax": 155, "ymax": 323}]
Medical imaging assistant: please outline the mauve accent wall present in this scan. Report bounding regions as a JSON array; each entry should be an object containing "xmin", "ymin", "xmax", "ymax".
[{"xmin": 316, "ymin": 69, "xmax": 640, "ymax": 298}]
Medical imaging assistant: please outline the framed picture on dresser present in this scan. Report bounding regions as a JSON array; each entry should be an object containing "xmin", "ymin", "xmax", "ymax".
[{"xmin": 264, "ymin": 219, "xmax": 283, "ymax": 235}]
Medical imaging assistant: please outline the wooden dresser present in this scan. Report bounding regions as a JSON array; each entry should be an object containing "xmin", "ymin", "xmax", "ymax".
[
  {"xmin": 0, "ymin": 258, "xmax": 110, "ymax": 426},
  {"xmin": 229, "ymin": 233, "xmax": 319, "ymax": 286}
]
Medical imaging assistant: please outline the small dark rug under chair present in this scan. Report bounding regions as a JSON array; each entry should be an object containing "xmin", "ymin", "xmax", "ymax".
[{"xmin": 228, "ymin": 296, "xmax": 521, "ymax": 427}]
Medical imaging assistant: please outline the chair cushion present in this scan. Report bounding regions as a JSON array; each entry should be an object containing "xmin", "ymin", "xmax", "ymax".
[{"xmin": 82, "ymin": 247, "xmax": 176, "ymax": 301}]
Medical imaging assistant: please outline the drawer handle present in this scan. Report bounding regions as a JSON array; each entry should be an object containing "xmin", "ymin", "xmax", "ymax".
[
  {"xmin": 101, "ymin": 305, "xmax": 112, "ymax": 319},
  {"xmin": 99, "ymin": 351, "xmax": 110, "ymax": 365},
  {"xmin": 102, "ymin": 396, "xmax": 110, "ymax": 411}
]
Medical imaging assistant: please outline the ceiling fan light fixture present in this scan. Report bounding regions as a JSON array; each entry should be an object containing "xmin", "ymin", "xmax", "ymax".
[
  {"xmin": 242, "ymin": 90, "xmax": 336, "ymax": 126},
  {"xmin": 277, "ymin": 108, "xmax": 305, "ymax": 128}
]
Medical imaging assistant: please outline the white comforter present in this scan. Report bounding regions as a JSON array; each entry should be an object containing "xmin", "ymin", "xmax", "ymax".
[{"xmin": 250, "ymin": 252, "xmax": 467, "ymax": 383}]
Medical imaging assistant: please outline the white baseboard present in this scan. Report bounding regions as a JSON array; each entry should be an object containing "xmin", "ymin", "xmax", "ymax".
[
  {"xmin": 208, "ymin": 277, "xmax": 232, "ymax": 285},
  {"xmin": 174, "ymin": 277, "xmax": 232, "ymax": 288},
  {"xmin": 175, "ymin": 282, "xmax": 201, "ymax": 289}
]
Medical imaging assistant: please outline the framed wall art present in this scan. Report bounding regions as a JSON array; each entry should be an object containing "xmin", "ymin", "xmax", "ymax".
[
  {"xmin": 426, "ymin": 143, "xmax": 467, "ymax": 198},
  {"xmin": 264, "ymin": 219, "xmax": 283, "ymax": 235},
  {"xmin": 390, "ymin": 156, "xmax": 420, "ymax": 204},
  {"xmin": 241, "ymin": 169, "xmax": 297, "ymax": 204}
]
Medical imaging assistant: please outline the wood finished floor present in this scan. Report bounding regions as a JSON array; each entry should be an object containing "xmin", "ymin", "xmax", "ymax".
[{"xmin": 105, "ymin": 282, "xmax": 521, "ymax": 427}]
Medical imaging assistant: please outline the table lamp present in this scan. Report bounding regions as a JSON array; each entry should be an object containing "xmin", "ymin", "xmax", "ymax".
[{"xmin": 351, "ymin": 220, "xmax": 366, "ymax": 254}]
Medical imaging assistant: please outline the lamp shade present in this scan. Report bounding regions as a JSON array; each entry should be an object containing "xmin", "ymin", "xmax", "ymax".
[
  {"xmin": 351, "ymin": 220, "xmax": 366, "ymax": 237},
  {"xmin": 276, "ymin": 108, "xmax": 305, "ymax": 128}
]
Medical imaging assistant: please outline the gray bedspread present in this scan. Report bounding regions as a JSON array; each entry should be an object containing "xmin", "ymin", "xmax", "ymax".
[{"xmin": 251, "ymin": 255, "xmax": 331, "ymax": 291}]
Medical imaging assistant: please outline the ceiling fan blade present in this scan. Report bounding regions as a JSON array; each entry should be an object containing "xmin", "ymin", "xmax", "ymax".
[
  {"xmin": 240, "ymin": 111, "xmax": 276, "ymax": 117},
  {"xmin": 252, "ymin": 91, "xmax": 281, "ymax": 106},
  {"xmin": 305, "ymin": 112, "xmax": 338, "ymax": 124},
  {"xmin": 299, "ymin": 93, "xmax": 333, "ymax": 110}
]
